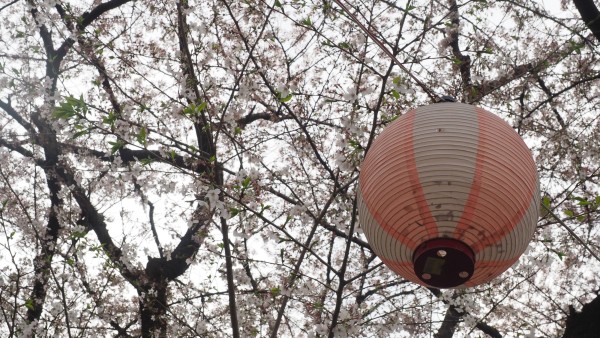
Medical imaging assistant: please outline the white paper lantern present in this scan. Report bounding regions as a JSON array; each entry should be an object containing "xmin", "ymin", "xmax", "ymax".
[{"xmin": 358, "ymin": 102, "xmax": 539, "ymax": 288}]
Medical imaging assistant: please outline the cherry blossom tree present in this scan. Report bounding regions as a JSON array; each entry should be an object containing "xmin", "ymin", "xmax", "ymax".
[{"xmin": 0, "ymin": 0, "xmax": 599, "ymax": 337}]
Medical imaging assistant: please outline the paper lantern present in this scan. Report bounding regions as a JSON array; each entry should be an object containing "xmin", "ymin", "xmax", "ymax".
[{"xmin": 357, "ymin": 102, "xmax": 539, "ymax": 288}]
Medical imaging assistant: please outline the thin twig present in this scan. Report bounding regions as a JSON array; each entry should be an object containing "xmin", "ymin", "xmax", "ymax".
[
  {"xmin": 330, "ymin": 0, "xmax": 440, "ymax": 102},
  {"xmin": 543, "ymin": 204, "xmax": 600, "ymax": 263}
]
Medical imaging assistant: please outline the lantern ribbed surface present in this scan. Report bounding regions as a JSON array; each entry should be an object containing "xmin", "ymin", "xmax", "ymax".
[{"xmin": 357, "ymin": 102, "xmax": 539, "ymax": 288}]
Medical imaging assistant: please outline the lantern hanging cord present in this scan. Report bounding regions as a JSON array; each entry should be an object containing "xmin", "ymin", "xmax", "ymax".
[
  {"xmin": 542, "ymin": 204, "xmax": 600, "ymax": 264},
  {"xmin": 330, "ymin": 0, "xmax": 441, "ymax": 102}
]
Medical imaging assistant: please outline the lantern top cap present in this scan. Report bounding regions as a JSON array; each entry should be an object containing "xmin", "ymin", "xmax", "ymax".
[{"xmin": 437, "ymin": 95, "xmax": 457, "ymax": 103}]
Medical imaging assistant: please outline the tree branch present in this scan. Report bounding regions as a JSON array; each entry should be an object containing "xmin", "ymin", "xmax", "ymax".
[
  {"xmin": 25, "ymin": 174, "xmax": 62, "ymax": 324},
  {"xmin": 54, "ymin": 0, "xmax": 135, "ymax": 68},
  {"xmin": 327, "ymin": 198, "xmax": 359, "ymax": 337},
  {"xmin": 562, "ymin": 293, "xmax": 600, "ymax": 338},
  {"xmin": 59, "ymin": 167, "xmax": 143, "ymax": 285},
  {"xmin": 434, "ymin": 305, "xmax": 463, "ymax": 338},
  {"xmin": 176, "ymin": 0, "xmax": 215, "ymax": 161},
  {"xmin": 0, "ymin": 100, "xmax": 35, "ymax": 133},
  {"xmin": 220, "ymin": 217, "xmax": 241, "ymax": 338},
  {"xmin": 573, "ymin": 0, "xmax": 600, "ymax": 42},
  {"xmin": 447, "ymin": 0, "xmax": 472, "ymax": 98}
]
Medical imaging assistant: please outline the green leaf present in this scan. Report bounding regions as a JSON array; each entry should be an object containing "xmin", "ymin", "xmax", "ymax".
[
  {"xmin": 550, "ymin": 249, "xmax": 566, "ymax": 260},
  {"xmin": 339, "ymin": 42, "xmax": 351, "ymax": 49},
  {"xmin": 103, "ymin": 111, "xmax": 117, "ymax": 125},
  {"xmin": 229, "ymin": 207, "xmax": 240, "ymax": 217},
  {"xmin": 108, "ymin": 140, "xmax": 125, "ymax": 154},
  {"xmin": 542, "ymin": 196, "xmax": 551, "ymax": 208},
  {"xmin": 572, "ymin": 196, "xmax": 590, "ymax": 206},
  {"xmin": 182, "ymin": 105, "xmax": 195, "ymax": 116},
  {"xmin": 140, "ymin": 158, "xmax": 154, "ymax": 166},
  {"xmin": 451, "ymin": 56, "xmax": 464, "ymax": 65},
  {"xmin": 348, "ymin": 139, "xmax": 362, "ymax": 150},
  {"xmin": 406, "ymin": 5, "xmax": 416, "ymax": 11},
  {"xmin": 182, "ymin": 102, "xmax": 208, "ymax": 117},
  {"xmin": 25, "ymin": 298, "xmax": 34, "ymax": 310},
  {"xmin": 301, "ymin": 18, "xmax": 312, "ymax": 26},
  {"xmin": 53, "ymin": 95, "xmax": 87, "ymax": 120},
  {"xmin": 563, "ymin": 209, "xmax": 574, "ymax": 217},
  {"xmin": 72, "ymin": 128, "xmax": 90, "ymax": 139},
  {"xmin": 137, "ymin": 126, "xmax": 148, "ymax": 146},
  {"xmin": 568, "ymin": 40, "xmax": 584, "ymax": 54},
  {"xmin": 53, "ymin": 103, "xmax": 75, "ymax": 120},
  {"xmin": 242, "ymin": 177, "xmax": 252, "ymax": 189},
  {"xmin": 279, "ymin": 93, "xmax": 293, "ymax": 103},
  {"xmin": 70, "ymin": 231, "xmax": 86, "ymax": 240},
  {"xmin": 274, "ymin": 0, "xmax": 282, "ymax": 8},
  {"xmin": 270, "ymin": 287, "xmax": 281, "ymax": 296},
  {"xmin": 391, "ymin": 89, "xmax": 400, "ymax": 100}
]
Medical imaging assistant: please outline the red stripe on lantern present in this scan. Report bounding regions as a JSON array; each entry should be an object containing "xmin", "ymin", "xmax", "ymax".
[
  {"xmin": 453, "ymin": 108, "xmax": 538, "ymax": 254},
  {"xmin": 359, "ymin": 109, "xmax": 438, "ymax": 251}
]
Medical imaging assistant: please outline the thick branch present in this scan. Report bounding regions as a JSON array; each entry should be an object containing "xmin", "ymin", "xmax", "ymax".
[
  {"xmin": 447, "ymin": 0, "xmax": 472, "ymax": 97},
  {"xmin": 434, "ymin": 305, "xmax": 463, "ymax": 338},
  {"xmin": 428, "ymin": 288, "xmax": 503, "ymax": 338},
  {"xmin": 476, "ymin": 322, "xmax": 502, "ymax": 338},
  {"xmin": 54, "ymin": 0, "xmax": 135, "ymax": 67},
  {"xmin": 562, "ymin": 294, "xmax": 600, "ymax": 338},
  {"xmin": 57, "ymin": 167, "xmax": 142, "ymax": 285},
  {"xmin": 469, "ymin": 59, "xmax": 542, "ymax": 102},
  {"xmin": 536, "ymin": 76, "xmax": 566, "ymax": 128},
  {"xmin": 0, "ymin": 0, "xmax": 18, "ymax": 13},
  {"xmin": 0, "ymin": 100, "xmax": 35, "ymax": 133},
  {"xmin": 27, "ymin": 1, "xmax": 58, "ymax": 81},
  {"xmin": 176, "ymin": 0, "xmax": 215, "ymax": 161},
  {"xmin": 77, "ymin": 38, "xmax": 123, "ymax": 116},
  {"xmin": 59, "ymin": 143, "xmax": 202, "ymax": 172},
  {"xmin": 220, "ymin": 218, "xmax": 241, "ymax": 338},
  {"xmin": 25, "ymin": 174, "xmax": 62, "ymax": 323},
  {"xmin": 145, "ymin": 203, "xmax": 211, "ymax": 282},
  {"xmin": 0, "ymin": 137, "xmax": 34, "ymax": 158},
  {"xmin": 573, "ymin": 0, "xmax": 600, "ymax": 42},
  {"xmin": 327, "ymin": 199, "xmax": 359, "ymax": 338}
]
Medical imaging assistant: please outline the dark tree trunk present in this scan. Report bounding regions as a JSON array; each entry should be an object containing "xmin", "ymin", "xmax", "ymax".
[
  {"xmin": 139, "ymin": 280, "xmax": 169, "ymax": 338},
  {"xmin": 573, "ymin": 0, "xmax": 600, "ymax": 41},
  {"xmin": 562, "ymin": 294, "xmax": 600, "ymax": 338},
  {"xmin": 434, "ymin": 305, "xmax": 462, "ymax": 338}
]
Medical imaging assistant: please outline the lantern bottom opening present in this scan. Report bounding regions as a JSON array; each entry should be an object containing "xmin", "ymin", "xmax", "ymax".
[{"xmin": 413, "ymin": 238, "xmax": 475, "ymax": 288}]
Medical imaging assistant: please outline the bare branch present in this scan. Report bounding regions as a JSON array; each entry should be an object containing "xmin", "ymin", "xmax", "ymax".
[{"xmin": 573, "ymin": 0, "xmax": 600, "ymax": 42}]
